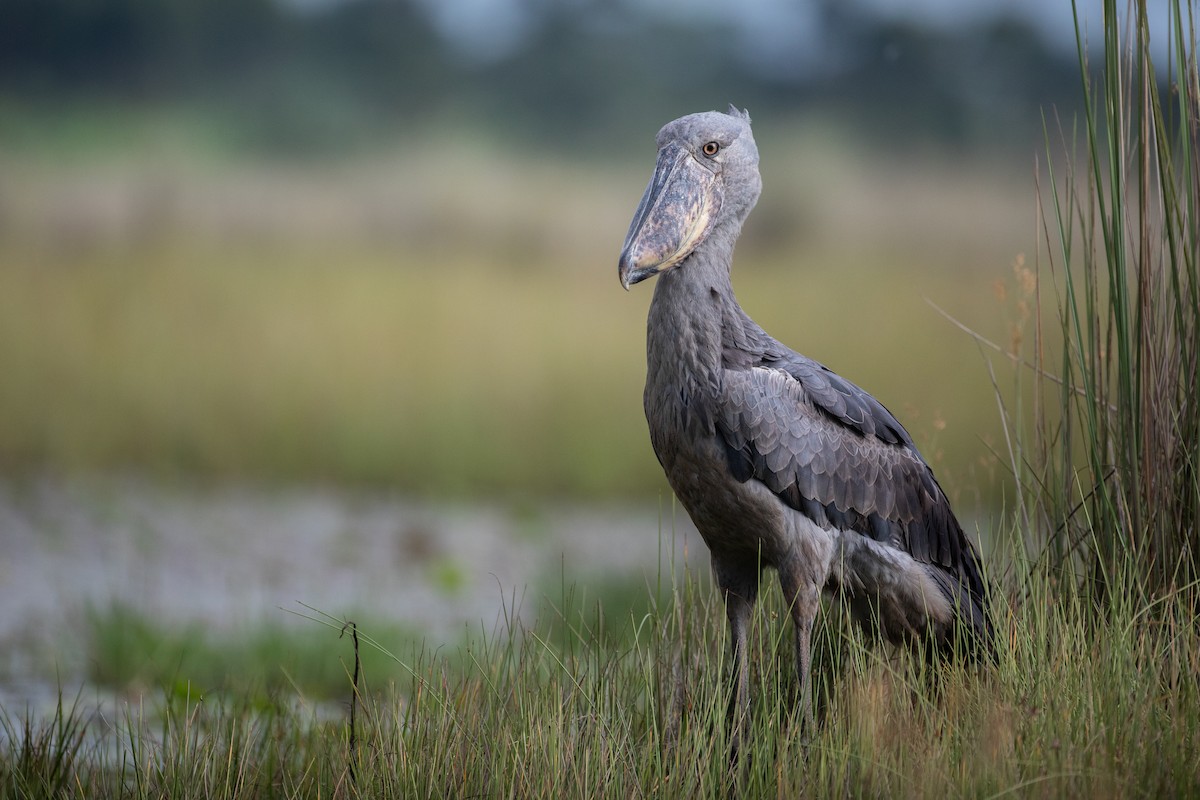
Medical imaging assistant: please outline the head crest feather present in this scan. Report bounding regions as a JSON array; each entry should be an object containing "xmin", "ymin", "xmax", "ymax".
[{"xmin": 726, "ymin": 104, "xmax": 751, "ymax": 123}]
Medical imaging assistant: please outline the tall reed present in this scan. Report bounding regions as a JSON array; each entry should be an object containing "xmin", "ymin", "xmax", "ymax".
[{"xmin": 1032, "ymin": 0, "xmax": 1199, "ymax": 604}]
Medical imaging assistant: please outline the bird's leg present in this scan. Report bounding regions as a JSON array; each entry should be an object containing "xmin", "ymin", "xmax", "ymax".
[
  {"xmin": 725, "ymin": 588, "xmax": 753, "ymax": 741},
  {"xmin": 793, "ymin": 602, "xmax": 817, "ymax": 737},
  {"xmin": 778, "ymin": 564, "xmax": 821, "ymax": 738},
  {"xmin": 715, "ymin": 561, "xmax": 759, "ymax": 761}
]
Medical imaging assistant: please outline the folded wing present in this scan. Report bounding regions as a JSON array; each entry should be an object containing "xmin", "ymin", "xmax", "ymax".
[{"xmin": 715, "ymin": 355, "xmax": 989, "ymax": 631}]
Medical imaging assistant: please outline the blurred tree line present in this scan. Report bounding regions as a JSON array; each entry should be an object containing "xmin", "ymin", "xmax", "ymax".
[{"xmin": 0, "ymin": 0, "xmax": 1079, "ymax": 155}]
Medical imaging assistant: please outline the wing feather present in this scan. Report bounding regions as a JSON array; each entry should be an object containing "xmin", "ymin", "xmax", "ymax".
[{"xmin": 716, "ymin": 359, "xmax": 986, "ymax": 609}]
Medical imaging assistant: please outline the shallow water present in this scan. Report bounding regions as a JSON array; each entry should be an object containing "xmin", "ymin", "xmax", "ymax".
[{"xmin": 0, "ymin": 474, "xmax": 702, "ymax": 720}]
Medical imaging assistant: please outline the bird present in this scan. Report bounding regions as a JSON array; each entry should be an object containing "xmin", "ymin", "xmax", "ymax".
[{"xmin": 617, "ymin": 106, "xmax": 993, "ymax": 748}]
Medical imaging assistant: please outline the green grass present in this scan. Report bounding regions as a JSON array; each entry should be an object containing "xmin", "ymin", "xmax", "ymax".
[
  {"xmin": 4, "ymin": 544, "xmax": 1199, "ymax": 798},
  {"xmin": 79, "ymin": 603, "xmax": 419, "ymax": 703},
  {"xmin": 0, "ymin": 231, "xmax": 1018, "ymax": 502},
  {"xmin": 69, "ymin": 572, "xmax": 666, "ymax": 705},
  {"xmin": 0, "ymin": 127, "xmax": 1026, "ymax": 503}
]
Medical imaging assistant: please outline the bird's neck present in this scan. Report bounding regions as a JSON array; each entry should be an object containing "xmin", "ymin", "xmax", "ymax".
[{"xmin": 645, "ymin": 228, "xmax": 744, "ymax": 388}]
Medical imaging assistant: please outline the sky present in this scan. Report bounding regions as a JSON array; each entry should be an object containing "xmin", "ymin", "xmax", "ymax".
[{"xmin": 403, "ymin": 0, "xmax": 1107, "ymax": 62}]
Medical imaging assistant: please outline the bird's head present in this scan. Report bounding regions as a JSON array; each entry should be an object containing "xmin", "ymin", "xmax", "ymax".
[{"xmin": 618, "ymin": 106, "xmax": 761, "ymax": 289}]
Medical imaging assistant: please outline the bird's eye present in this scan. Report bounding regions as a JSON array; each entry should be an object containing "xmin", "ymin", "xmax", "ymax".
[{"xmin": 702, "ymin": 141, "xmax": 720, "ymax": 157}]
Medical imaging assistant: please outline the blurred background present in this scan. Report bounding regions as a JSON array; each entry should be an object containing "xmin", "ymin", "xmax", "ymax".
[{"xmin": 0, "ymin": 0, "xmax": 1095, "ymax": 704}]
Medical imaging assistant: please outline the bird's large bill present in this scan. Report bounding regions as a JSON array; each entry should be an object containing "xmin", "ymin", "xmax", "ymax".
[{"xmin": 618, "ymin": 142, "xmax": 722, "ymax": 289}]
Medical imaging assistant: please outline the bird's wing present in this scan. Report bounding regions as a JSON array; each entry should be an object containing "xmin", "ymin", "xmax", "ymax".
[{"xmin": 715, "ymin": 358, "xmax": 982, "ymax": 597}]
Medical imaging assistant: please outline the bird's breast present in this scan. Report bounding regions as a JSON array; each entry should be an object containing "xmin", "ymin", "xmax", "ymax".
[{"xmin": 643, "ymin": 371, "xmax": 793, "ymax": 561}]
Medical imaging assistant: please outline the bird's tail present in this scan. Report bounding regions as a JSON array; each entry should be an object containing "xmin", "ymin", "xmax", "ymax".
[{"xmin": 927, "ymin": 563, "xmax": 996, "ymax": 663}]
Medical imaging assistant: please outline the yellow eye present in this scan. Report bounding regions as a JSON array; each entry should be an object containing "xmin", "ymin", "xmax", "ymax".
[{"xmin": 702, "ymin": 141, "xmax": 720, "ymax": 157}]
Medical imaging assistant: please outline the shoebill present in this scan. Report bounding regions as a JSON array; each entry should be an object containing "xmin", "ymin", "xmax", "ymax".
[{"xmin": 617, "ymin": 106, "xmax": 992, "ymax": 747}]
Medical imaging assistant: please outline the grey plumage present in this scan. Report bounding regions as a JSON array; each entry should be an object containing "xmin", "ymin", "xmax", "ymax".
[{"xmin": 618, "ymin": 107, "xmax": 992, "ymax": 747}]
